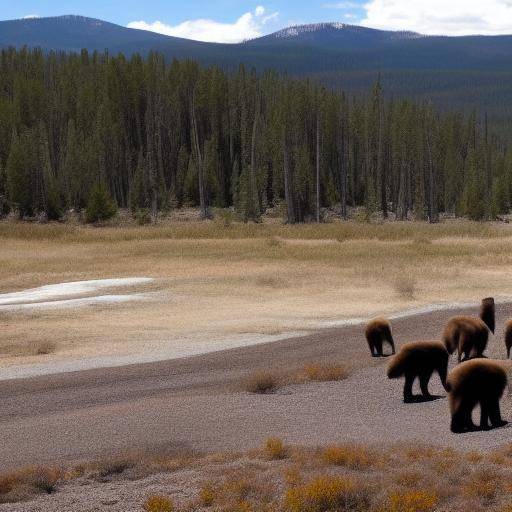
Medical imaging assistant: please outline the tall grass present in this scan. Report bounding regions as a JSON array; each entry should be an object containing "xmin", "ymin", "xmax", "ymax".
[{"xmin": 0, "ymin": 218, "xmax": 507, "ymax": 243}]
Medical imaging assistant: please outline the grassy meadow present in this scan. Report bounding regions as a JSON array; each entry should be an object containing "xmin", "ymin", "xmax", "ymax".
[{"xmin": 2, "ymin": 217, "xmax": 512, "ymax": 364}]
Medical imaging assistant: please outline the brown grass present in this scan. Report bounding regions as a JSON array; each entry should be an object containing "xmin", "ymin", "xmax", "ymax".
[
  {"xmin": 143, "ymin": 495, "xmax": 174, "ymax": 512},
  {"xmin": 263, "ymin": 438, "xmax": 288, "ymax": 461},
  {"xmin": 283, "ymin": 474, "xmax": 370, "ymax": 512},
  {"xmin": 320, "ymin": 445, "xmax": 375, "ymax": 470},
  {"xmin": 6, "ymin": 441, "xmax": 512, "ymax": 509},
  {"xmin": 4, "ymin": 219, "xmax": 512, "ymax": 368},
  {"xmin": 303, "ymin": 363, "xmax": 349, "ymax": 383},
  {"xmin": 0, "ymin": 466, "xmax": 62, "ymax": 504},
  {"xmin": 380, "ymin": 489, "xmax": 439, "ymax": 512},
  {"xmin": 244, "ymin": 371, "xmax": 281, "ymax": 394}
]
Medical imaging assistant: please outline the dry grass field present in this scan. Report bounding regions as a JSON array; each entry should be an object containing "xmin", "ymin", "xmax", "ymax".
[
  {"xmin": 2, "ymin": 217, "xmax": 512, "ymax": 370},
  {"xmin": 3, "ymin": 438, "xmax": 512, "ymax": 511}
]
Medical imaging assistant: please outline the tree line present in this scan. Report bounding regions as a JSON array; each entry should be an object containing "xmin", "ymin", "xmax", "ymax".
[{"xmin": 0, "ymin": 47, "xmax": 510, "ymax": 223}]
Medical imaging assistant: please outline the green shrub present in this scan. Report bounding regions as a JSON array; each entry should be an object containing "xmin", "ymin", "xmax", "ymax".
[{"xmin": 85, "ymin": 183, "xmax": 117, "ymax": 224}]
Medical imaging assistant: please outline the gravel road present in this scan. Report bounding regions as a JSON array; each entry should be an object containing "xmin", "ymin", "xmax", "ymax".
[{"xmin": 1, "ymin": 301, "xmax": 512, "ymax": 472}]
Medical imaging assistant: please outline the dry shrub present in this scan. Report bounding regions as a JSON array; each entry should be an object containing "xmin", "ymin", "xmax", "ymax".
[
  {"xmin": 320, "ymin": 445, "xmax": 374, "ymax": 470},
  {"xmin": 201, "ymin": 471, "xmax": 276, "ymax": 511},
  {"xmin": 381, "ymin": 490, "xmax": 438, "ymax": 512},
  {"xmin": 244, "ymin": 371, "xmax": 280, "ymax": 394},
  {"xmin": 143, "ymin": 495, "xmax": 173, "ymax": 512},
  {"xmin": 266, "ymin": 236, "xmax": 282, "ymax": 248},
  {"xmin": 463, "ymin": 469, "xmax": 502, "ymax": 503},
  {"xmin": 263, "ymin": 438, "xmax": 287, "ymax": 461},
  {"xmin": 394, "ymin": 470, "xmax": 424, "ymax": 488},
  {"xmin": 93, "ymin": 457, "xmax": 137, "ymax": 481},
  {"xmin": 199, "ymin": 483, "xmax": 216, "ymax": 507},
  {"xmin": 34, "ymin": 341, "xmax": 56, "ymax": 355},
  {"xmin": 393, "ymin": 275, "xmax": 416, "ymax": 300},
  {"xmin": 255, "ymin": 275, "xmax": 287, "ymax": 288},
  {"xmin": 0, "ymin": 466, "xmax": 62, "ymax": 504},
  {"xmin": 304, "ymin": 363, "xmax": 349, "ymax": 383},
  {"xmin": 283, "ymin": 467, "xmax": 304, "ymax": 488},
  {"xmin": 283, "ymin": 475, "xmax": 370, "ymax": 512}
]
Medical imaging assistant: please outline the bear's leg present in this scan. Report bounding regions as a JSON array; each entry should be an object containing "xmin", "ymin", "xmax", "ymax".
[
  {"xmin": 451, "ymin": 398, "xmax": 476, "ymax": 433},
  {"xmin": 463, "ymin": 401, "xmax": 477, "ymax": 431},
  {"xmin": 508, "ymin": 345, "xmax": 511, "ymax": 359},
  {"xmin": 376, "ymin": 339, "xmax": 383, "ymax": 357},
  {"xmin": 403, "ymin": 373, "xmax": 415, "ymax": 403},
  {"xmin": 480, "ymin": 402, "xmax": 490, "ymax": 430},
  {"xmin": 419, "ymin": 371, "xmax": 433, "ymax": 398},
  {"xmin": 451, "ymin": 406, "xmax": 466, "ymax": 433},
  {"xmin": 488, "ymin": 398, "xmax": 508, "ymax": 429}
]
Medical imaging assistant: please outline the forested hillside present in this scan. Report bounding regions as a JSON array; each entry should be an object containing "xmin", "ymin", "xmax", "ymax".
[{"xmin": 0, "ymin": 48, "xmax": 509, "ymax": 223}]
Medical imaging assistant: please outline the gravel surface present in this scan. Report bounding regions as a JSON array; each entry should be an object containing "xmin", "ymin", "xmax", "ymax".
[{"xmin": 1, "ymin": 302, "xmax": 512, "ymax": 473}]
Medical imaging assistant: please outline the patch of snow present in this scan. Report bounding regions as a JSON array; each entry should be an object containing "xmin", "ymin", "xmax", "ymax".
[
  {"xmin": 0, "ymin": 294, "xmax": 154, "ymax": 313},
  {"xmin": 0, "ymin": 278, "xmax": 153, "ymax": 306}
]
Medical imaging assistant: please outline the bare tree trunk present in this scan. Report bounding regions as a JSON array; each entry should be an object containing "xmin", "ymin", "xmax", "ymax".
[
  {"xmin": 249, "ymin": 94, "xmax": 260, "ymax": 221},
  {"xmin": 190, "ymin": 92, "xmax": 209, "ymax": 219},
  {"xmin": 283, "ymin": 127, "xmax": 295, "ymax": 224},
  {"xmin": 316, "ymin": 111, "xmax": 321, "ymax": 223},
  {"xmin": 426, "ymin": 131, "xmax": 438, "ymax": 223},
  {"xmin": 338, "ymin": 116, "xmax": 348, "ymax": 220}
]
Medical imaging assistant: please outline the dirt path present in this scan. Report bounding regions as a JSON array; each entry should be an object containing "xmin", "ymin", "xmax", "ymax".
[{"xmin": 1, "ymin": 302, "xmax": 512, "ymax": 472}]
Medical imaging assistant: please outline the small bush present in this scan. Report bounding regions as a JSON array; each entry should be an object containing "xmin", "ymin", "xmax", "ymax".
[
  {"xmin": 264, "ymin": 438, "xmax": 287, "ymax": 460},
  {"xmin": 381, "ymin": 490, "xmax": 438, "ymax": 512},
  {"xmin": 215, "ymin": 209, "xmax": 235, "ymax": 228},
  {"xmin": 393, "ymin": 275, "xmax": 416, "ymax": 300},
  {"xmin": 199, "ymin": 483, "xmax": 216, "ymax": 507},
  {"xmin": 0, "ymin": 466, "xmax": 61, "ymax": 503},
  {"xmin": 463, "ymin": 469, "xmax": 501, "ymax": 503},
  {"xmin": 34, "ymin": 341, "xmax": 56, "ymax": 355},
  {"xmin": 244, "ymin": 371, "xmax": 279, "ymax": 394},
  {"xmin": 134, "ymin": 208, "xmax": 152, "ymax": 225},
  {"xmin": 94, "ymin": 458, "xmax": 136, "ymax": 481},
  {"xmin": 143, "ymin": 495, "xmax": 173, "ymax": 512},
  {"xmin": 266, "ymin": 236, "xmax": 282, "ymax": 248},
  {"xmin": 304, "ymin": 364, "xmax": 348, "ymax": 383},
  {"xmin": 85, "ymin": 183, "xmax": 117, "ymax": 224},
  {"xmin": 320, "ymin": 445, "xmax": 373, "ymax": 470},
  {"xmin": 284, "ymin": 475, "xmax": 369, "ymax": 512}
]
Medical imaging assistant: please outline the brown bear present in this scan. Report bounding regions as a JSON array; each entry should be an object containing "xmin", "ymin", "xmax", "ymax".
[
  {"xmin": 387, "ymin": 341, "xmax": 449, "ymax": 402},
  {"xmin": 447, "ymin": 359, "xmax": 508, "ymax": 433},
  {"xmin": 365, "ymin": 318, "xmax": 395, "ymax": 357},
  {"xmin": 442, "ymin": 298, "xmax": 495, "ymax": 362},
  {"xmin": 505, "ymin": 320, "xmax": 512, "ymax": 359},
  {"xmin": 480, "ymin": 297, "xmax": 495, "ymax": 334}
]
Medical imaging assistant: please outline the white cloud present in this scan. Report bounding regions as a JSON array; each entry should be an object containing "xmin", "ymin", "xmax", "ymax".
[
  {"xmin": 23, "ymin": 14, "xmax": 40, "ymax": 19},
  {"xmin": 360, "ymin": 0, "xmax": 512, "ymax": 35},
  {"xmin": 323, "ymin": 2, "xmax": 360, "ymax": 9},
  {"xmin": 128, "ymin": 6, "xmax": 279, "ymax": 43}
]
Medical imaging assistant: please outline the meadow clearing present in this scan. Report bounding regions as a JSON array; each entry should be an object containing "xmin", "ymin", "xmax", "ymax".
[{"xmin": 2, "ymin": 216, "xmax": 512, "ymax": 370}]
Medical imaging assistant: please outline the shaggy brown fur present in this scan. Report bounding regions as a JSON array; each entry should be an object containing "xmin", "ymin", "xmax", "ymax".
[
  {"xmin": 442, "ymin": 298, "xmax": 494, "ymax": 362},
  {"xmin": 480, "ymin": 297, "xmax": 496, "ymax": 334},
  {"xmin": 442, "ymin": 317, "xmax": 489, "ymax": 362},
  {"xmin": 505, "ymin": 320, "xmax": 512, "ymax": 359},
  {"xmin": 365, "ymin": 318, "xmax": 395, "ymax": 357},
  {"xmin": 447, "ymin": 359, "xmax": 508, "ymax": 433},
  {"xmin": 387, "ymin": 341, "xmax": 449, "ymax": 402}
]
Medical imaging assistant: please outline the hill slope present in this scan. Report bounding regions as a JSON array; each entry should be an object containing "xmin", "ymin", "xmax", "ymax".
[{"xmin": 1, "ymin": 16, "xmax": 512, "ymax": 133}]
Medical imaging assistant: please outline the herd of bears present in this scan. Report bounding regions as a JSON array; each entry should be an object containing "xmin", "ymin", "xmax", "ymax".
[{"xmin": 365, "ymin": 298, "xmax": 512, "ymax": 434}]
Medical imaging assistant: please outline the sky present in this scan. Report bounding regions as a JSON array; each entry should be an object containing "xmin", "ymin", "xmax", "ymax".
[{"xmin": 4, "ymin": 1, "xmax": 512, "ymax": 43}]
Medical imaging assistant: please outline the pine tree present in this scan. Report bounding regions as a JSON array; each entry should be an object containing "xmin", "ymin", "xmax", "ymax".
[{"xmin": 85, "ymin": 182, "xmax": 117, "ymax": 223}]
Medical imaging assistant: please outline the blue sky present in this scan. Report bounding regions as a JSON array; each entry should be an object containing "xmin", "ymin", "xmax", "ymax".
[{"xmin": 4, "ymin": 1, "xmax": 512, "ymax": 42}]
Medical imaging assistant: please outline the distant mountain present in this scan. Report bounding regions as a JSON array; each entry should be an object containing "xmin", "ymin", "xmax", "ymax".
[
  {"xmin": 2, "ymin": 16, "xmax": 512, "ymax": 134},
  {"xmin": 251, "ymin": 22, "xmax": 425, "ymax": 49},
  {"xmin": 0, "ymin": 15, "xmax": 223, "ymax": 57}
]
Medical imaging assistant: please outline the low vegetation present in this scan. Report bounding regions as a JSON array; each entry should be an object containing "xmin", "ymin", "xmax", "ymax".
[
  {"xmin": 5, "ymin": 440, "xmax": 512, "ymax": 510},
  {"xmin": 243, "ymin": 362, "xmax": 349, "ymax": 394}
]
